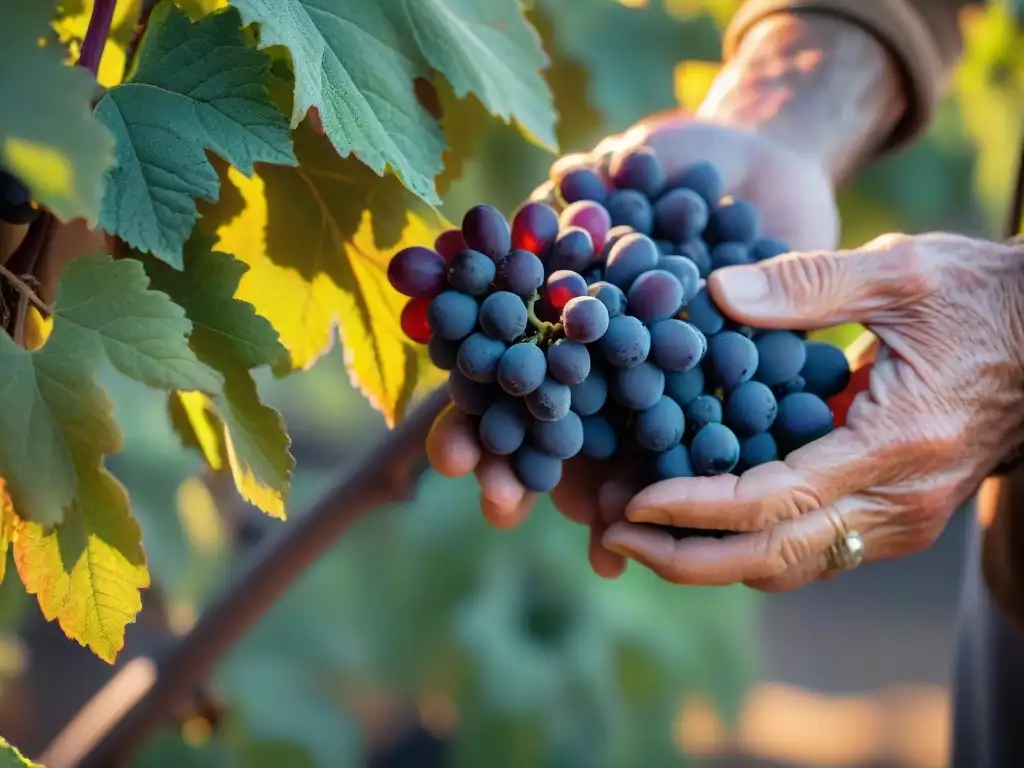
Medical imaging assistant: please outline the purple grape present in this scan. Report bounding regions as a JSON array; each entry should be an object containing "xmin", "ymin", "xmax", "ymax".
[
  {"xmin": 604, "ymin": 233, "xmax": 660, "ymax": 290},
  {"xmin": 682, "ymin": 288, "xmax": 725, "ymax": 336},
  {"xmin": 479, "ymin": 291, "xmax": 528, "ymax": 342},
  {"xmin": 605, "ymin": 189, "xmax": 653, "ymax": 235},
  {"xmin": 677, "ymin": 238, "xmax": 712, "ymax": 277},
  {"xmin": 612, "ymin": 361, "xmax": 665, "ymax": 410},
  {"xmin": 511, "ymin": 202, "xmax": 559, "ymax": 255},
  {"xmin": 546, "ymin": 339, "xmax": 591, "ymax": 385},
  {"xmin": 548, "ymin": 227, "xmax": 595, "ymax": 273},
  {"xmin": 427, "ymin": 291, "xmax": 479, "ymax": 340},
  {"xmin": 497, "ymin": 343, "xmax": 547, "ymax": 396},
  {"xmin": 428, "ymin": 335, "xmax": 460, "ymax": 370},
  {"xmin": 569, "ymin": 368, "xmax": 608, "ymax": 416},
  {"xmin": 448, "ymin": 369, "xmax": 496, "ymax": 416},
  {"xmin": 706, "ymin": 199, "xmax": 761, "ymax": 245},
  {"xmin": 529, "ymin": 411, "xmax": 585, "ymax": 459},
  {"xmin": 751, "ymin": 237, "xmax": 790, "ymax": 261},
  {"xmin": 447, "ymin": 249, "xmax": 496, "ymax": 295},
  {"xmin": 546, "ymin": 270, "xmax": 588, "ymax": 310},
  {"xmin": 587, "ymin": 280, "xmax": 627, "ymax": 318},
  {"xmin": 479, "ymin": 397, "xmax": 527, "ymax": 455},
  {"xmin": 561, "ymin": 295, "xmax": 610, "ymax": 343},
  {"xmin": 526, "ymin": 376, "xmax": 572, "ymax": 421},
  {"xmin": 581, "ymin": 416, "xmax": 618, "ymax": 459},
  {"xmin": 497, "ymin": 249, "xmax": 545, "ymax": 298},
  {"xmin": 557, "ymin": 167, "xmax": 608, "ymax": 205},
  {"xmin": 653, "ymin": 188, "xmax": 709, "ymax": 242},
  {"xmin": 610, "ymin": 147, "xmax": 665, "ymax": 198},
  {"xmin": 649, "ymin": 319, "xmax": 705, "ymax": 372},
  {"xmin": 597, "ymin": 315, "xmax": 651, "ymax": 368},
  {"xmin": 387, "ymin": 246, "xmax": 447, "ymax": 298},
  {"xmin": 559, "ymin": 200, "xmax": 612, "ymax": 251},
  {"xmin": 513, "ymin": 445, "xmax": 562, "ymax": 492},
  {"xmin": 463, "ymin": 204, "xmax": 511, "ymax": 261},
  {"xmin": 671, "ymin": 161, "xmax": 724, "ymax": 207},
  {"xmin": 457, "ymin": 332, "xmax": 507, "ymax": 383},
  {"xmin": 657, "ymin": 255, "xmax": 701, "ymax": 306},
  {"xmin": 710, "ymin": 242, "xmax": 753, "ymax": 271},
  {"xmin": 626, "ymin": 269, "xmax": 684, "ymax": 323}
]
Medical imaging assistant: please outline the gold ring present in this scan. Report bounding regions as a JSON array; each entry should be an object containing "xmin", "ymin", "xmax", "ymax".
[{"xmin": 823, "ymin": 507, "xmax": 865, "ymax": 572}]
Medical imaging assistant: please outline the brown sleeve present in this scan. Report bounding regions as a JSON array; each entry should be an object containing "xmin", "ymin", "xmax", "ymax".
[{"xmin": 722, "ymin": 0, "xmax": 978, "ymax": 155}]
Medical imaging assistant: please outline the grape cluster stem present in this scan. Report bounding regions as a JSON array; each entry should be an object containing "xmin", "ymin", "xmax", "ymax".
[{"xmin": 525, "ymin": 291, "xmax": 561, "ymax": 345}]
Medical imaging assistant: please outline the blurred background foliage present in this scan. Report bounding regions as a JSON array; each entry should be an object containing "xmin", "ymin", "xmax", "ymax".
[{"xmin": 3, "ymin": 1, "xmax": 1022, "ymax": 766}]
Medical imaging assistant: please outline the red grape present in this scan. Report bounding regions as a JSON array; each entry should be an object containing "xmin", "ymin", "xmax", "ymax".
[
  {"xmin": 463, "ymin": 204, "xmax": 511, "ymax": 261},
  {"xmin": 546, "ymin": 270, "xmax": 588, "ymax": 311},
  {"xmin": 559, "ymin": 200, "xmax": 611, "ymax": 251},
  {"xmin": 435, "ymin": 229, "xmax": 468, "ymax": 260},
  {"xmin": 388, "ymin": 246, "xmax": 446, "ymax": 298},
  {"xmin": 401, "ymin": 297, "xmax": 431, "ymax": 344},
  {"xmin": 511, "ymin": 201, "xmax": 559, "ymax": 255}
]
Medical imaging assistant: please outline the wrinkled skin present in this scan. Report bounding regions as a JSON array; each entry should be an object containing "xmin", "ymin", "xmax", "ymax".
[
  {"xmin": 603, "ymin": 232, "xmax": 1024, "ymax": 591},
  {"xmin": 426, "ymin": 113, "xmax": 839, "ymax": 578}
]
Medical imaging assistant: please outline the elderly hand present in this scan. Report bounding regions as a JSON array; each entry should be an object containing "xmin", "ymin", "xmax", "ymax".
[
  {"xmin": 426, "ymin": 112, "xmax": 839, "ymax": 578},
  {"xmin": 602, "ymin": 232, "xmax": 1024, "ymax": 591}
]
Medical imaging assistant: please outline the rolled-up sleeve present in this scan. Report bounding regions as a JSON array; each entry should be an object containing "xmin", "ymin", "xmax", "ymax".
[{"xmin": 722, "ymin": 0, "xmax": 977, "ymax": 154}]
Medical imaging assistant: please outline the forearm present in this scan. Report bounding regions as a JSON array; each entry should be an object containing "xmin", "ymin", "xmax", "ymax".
[{"xmin": 698, "ymin": 13, "xmax": 906, "ymax": 186}]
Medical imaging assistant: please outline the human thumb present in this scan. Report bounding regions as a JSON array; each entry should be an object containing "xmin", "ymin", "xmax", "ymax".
[{"xmin": 706, "ymin": 239, "xmax": 924, "ymax": 330}]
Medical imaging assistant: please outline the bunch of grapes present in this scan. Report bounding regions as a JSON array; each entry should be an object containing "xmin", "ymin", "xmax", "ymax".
[
  {"xmin": 388, "ymin": 149, "xmax": 850, "ymax": 493},
  {"xmin": 0, "ymin": 170, "xmax": 38, "ymax": 226}
]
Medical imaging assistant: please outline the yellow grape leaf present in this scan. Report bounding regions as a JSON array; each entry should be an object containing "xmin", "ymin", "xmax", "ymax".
[
  {"xmin": 675, "ymin": 60, "xmax": 722, "ymax": 112},
  {"xmin": 14, "ymin": 467, "xmax": 148, "ymax": 664},
  {"xmin": 201, "ymin": 124, "xmax": 449, "ymax": 426},
  {"xmin": 0, "ymin": 481, "xmax": 13, "ymax": 584}
]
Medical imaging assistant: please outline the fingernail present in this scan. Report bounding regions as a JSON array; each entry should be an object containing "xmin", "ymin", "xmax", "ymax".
[
  {"xmin": 603, "ymin": 540, "xmax": 638, "ymax": 559},
  {"xmin": 625, "ymin": 507, "xmax": 665, "ymax": 525},
  {"xmin": 712, "ymin": 267, "xmax": 769, "ymax": 305}
]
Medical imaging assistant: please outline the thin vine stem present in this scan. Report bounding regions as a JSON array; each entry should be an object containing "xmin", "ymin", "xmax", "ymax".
[
  {"xmin": 78, "ymin": 0, "xmax": 117, "ymax": 75},
  {"xmin": 0, "ymin": 264, "xmax": 52, "ymax": 315}
]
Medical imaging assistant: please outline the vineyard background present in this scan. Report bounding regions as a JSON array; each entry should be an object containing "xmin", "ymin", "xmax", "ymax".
[{"xmin": 0, "ymin": 1, "xmax": 1022, "ymax": 766}]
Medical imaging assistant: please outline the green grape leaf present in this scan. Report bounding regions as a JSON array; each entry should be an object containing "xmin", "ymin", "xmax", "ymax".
[
  {"xmin": 199, "ymin": 124, "xmax": 447, "ymax": 427},
  {"xmin": 94, "ymin": 3, "xmax": 295, "ymax": 267},
  {"xmin": 0, "ymin": 736, "xmax": 43, "ymax": 768},
  {"xmin": 0, "ymin": 0, "xmax": 115, "ymax": 222},
  {"xmin": 144, "ymin": 239, "xmax": 294, "ymax": 518},
  {"xmin": 0, "ymin": 253, "xmax": 219, "ymax": 527},
  {"xmin": 228, "ymin": 0, "xmax": 557, "ymax": 204}
]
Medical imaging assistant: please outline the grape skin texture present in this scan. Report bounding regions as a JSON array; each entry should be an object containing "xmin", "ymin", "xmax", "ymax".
[
  {"xmin": 548, "ymin": 227, "xmax": 596, "ymax": 273},
  {"xmin": 690, "ymin": 423, "xmax": 741, "ymax": 475},
  {"xmin": 400, "ymin": 298, "xmax": 432, "ymax": 344},
  {"xmin": 613, "ymin": 361, "xmax": 665, "ymax": 410},
  {"xmin": 546, "ymin": 339, "xmax": 591, "ymax": 385},
  {"xmin": 657, "ymin": 256, "xmax": 701, "ymax": 305},
  {"xmin": 388, "ymin": 246, "xmax": 447, "ymax": 298},
  {"xmin": 479, "ymin": 291, "xmax": 528, "ymax": 342},
  {"xmin": 740, "ymin": 432, "xmax": 778, "ymax": 469},
  {"xmin": 774, "ymin": 392, "xmax": 834, "ymax": 454},
  {"xmin": 514, "ymin": 445, "xmax": 563, "ymax": 492},
  {"xmin": 497, "ymin": 249, "xmax": 545, "ymax": 298},
  {"xmin": 530, "ymin": 411, "xmax": 585, "ymax": 459},
  {"xmin": 479, "ymin": 399, "xmax": 527, "ymax": 455},
  {"xmin": 498, "ymin": 343, "xmax": 547, "ymax": 396},
  {"xmin": 753, "ymin": 331, "xmax": 808, "ymax": 387},
  {"xmin": 428, "ymin": 335, "xmax": 460, "ymax": 371},
  {"xmin": 801, "ymin": 341, "xmax": 852, "ymax": 399},
  {"xmin": 558, "ymin": 167, "xmax": 608, "ymax": 205},
  {"xmin": 626, "ymin": 269, "xmax": 684, "ymax": 324},
  {"xmin": 706, "ymin": 200, "xmax": 760, "ymax": 246},
  {"xmin": 562, "ymin": 296, "xmax": 610, "ymax": 343},
  {"xmin": 581, "ymin": 416, "xmax": 618, "ymax": 459},
  {"xmin": 677, "ymin": 238, "xmax": 712, "ymax": 277},
  {"xmin": 600, "ymin": 225, "xmax": 639, "ymax": 262},
  {"xmin": 457, "ymin": 332, "xmax": 506, "ymax": 383},
  {"xmin": 610, "ymin": 147, "xmax": 666, "ymax": 198},
  {"xmin": 635, "ymin": 396, "xmax": 685, "ymax": 452},
  {"xmin": 427, "ymin": 291, "xmax": 479, "ymax": 340},
  {"xmin": 588, "ymin": 281, "xmax": 627, "ymax": 318},
  {"xmin": 683, "ymin": 289, "xmax": 725, "ymax": 336},
  {"xmin": 685, "ymin": 395, "xmax": 723, "ymax": 434},
  {"xmin": 649, "ymin": 319, "xmax": 705, "ymax": 372},
  {"xmin": 462, "ymin": 204, "xmax": 512, "ymax": 261},
  {"xmin": 656, "ymin": 444, "xmax": 695, "ymax": 480},
  {"xmin": 606, "ymin": 189, "xmax": 653, "ymax": 235},
  {"xmin": 672, "ymin": 161, "xmax": 724, "ymax": 207},
  {"xmin": 526, "ymin": 376, "xmax": 572, "ymax": 422},
  {"xmin": 560, "ymin": 200, "xmax": 612, "ymax": 251},
  {"xmin": 435, "ymin": 229, "xmax": 468, "ymax": 260},
  {"xmin": 448, "ymin": 370, "xmax": 495, "ymax": 416},
  {"xmin": 604, "ymin": 233, "xmax": 660, "ymax": 290},
  {"xmin": 752, "ymin": 237, "xmax": 790, "ymax": 261},
  {"xmin": 511, "ymin": 202, "xmax": 560, "ymax": 255},
  {"xmin": 653, "ymin": 188, "xmax": 709, "ymax": 242},
  {"xmin": 665, "ymin": 367, "xmax": 704, "ymax": 406},
  {"xmin": 706, "ymin": 331, "xmax": 759, "ymax": 390},
  {"xmin": 569, "ymin": 369, "xmax": 608, "ymax": 416},
  {"xmin": 546, "ymin": 270, "xmax": 589, "ymax": 310},
  {"xmin": 598, "ymin": 315, "xmax": 651, "ymax": 368},
  {"xmin": 448, "ymin": 249, "xmax": 497, "ymax": 296},
  {"xmin": 724, "ymin": 381, "xmax": 778, "ymax": 436}
]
